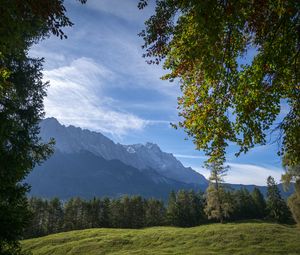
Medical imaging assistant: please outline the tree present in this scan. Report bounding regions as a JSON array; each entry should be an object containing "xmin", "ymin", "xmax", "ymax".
[
  {"xmin": 251, "ymin": 187, "xmax": 267, "ymax": 219},
  {"xmin": 187, "ymin": 190, "xmax": 206, "ymax": 226},
  {"xmin": 0, "ymin": 1, "xmax": 85, "ymax": 253},
  {"xmin": 287, "ymin": 180, "xmax": 300, "ymax": 225},
  {"xmin": 166, "ymin": 191, "xmax": 179, "ymax": 226},
  {"xmin": 109, "ymin": 199, "xmax": 125, "ymax": 228},
  {"xmin": 25, "ymin": 198, "xmax": 49, "ymax": 238},
  {"xmin": 282, "ymin": 155, "xmax": 300, "ymax": 224},
  {"xmin": 204, "ymin": 183, "xmax": 233, "ymax": 223},
  {"xmin": 266, "ymin": 176, "xmax": 292, "ymax": 223},
  {"xmin": 204, "ymin": 162, "xmax": 232, "ymax": 223},
  {"xmin": 145, "ymin": 198, "xmax": 166, "ymax": 227},
  {"xmin": 139, "ymin": 0, "xmax": 300, "ymax": 191},
  {"xmin": 47, "ymin": 198, "xmax": 64, "ymax": 234},
  {"xmin": 232, "ymin": 188, "xmax": 256, "ymax": 220}
]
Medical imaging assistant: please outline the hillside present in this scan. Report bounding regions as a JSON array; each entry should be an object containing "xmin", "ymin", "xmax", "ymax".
[
  {"xmin": 27, "ymin": 150, "xmax": 201, "ymax": 200},
  {"xmin": 22, "ymin": 222, "xmax": 300, "ymax": 255}
]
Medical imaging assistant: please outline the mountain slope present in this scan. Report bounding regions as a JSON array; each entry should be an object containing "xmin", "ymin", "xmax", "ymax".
[
  {"xmin": 39, "ymin": 118, "xmax": 207, "ymax": 185},
  {"xmin": 27, "ymin": 150, "xmax": 202, "ymax": 200}
]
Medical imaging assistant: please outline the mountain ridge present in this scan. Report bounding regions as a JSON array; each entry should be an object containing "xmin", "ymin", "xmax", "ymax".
[
  {"xmin": 25, "ymin": 118, "xmax": 293, "ymax": 199},
  {"xmin": 39, "ymin": 117, "xmax": 207, "ymax": 185}
]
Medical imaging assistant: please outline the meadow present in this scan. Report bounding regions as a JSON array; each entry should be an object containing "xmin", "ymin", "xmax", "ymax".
[{"xmin": 22, "ymin": 222, "xmax": 300, "ymax": 255}]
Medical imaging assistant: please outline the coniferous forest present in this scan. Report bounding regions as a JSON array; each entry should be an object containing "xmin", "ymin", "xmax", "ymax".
[{"xmin": 24, "ymin": 181, "xmax": 293, "ymax": 239}]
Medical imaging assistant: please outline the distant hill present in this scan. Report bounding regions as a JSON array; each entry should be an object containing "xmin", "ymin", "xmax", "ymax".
[
  {"xmin": 27, "ymin": 150, "xmax": 203, "ymax": 200},
  {"xmin": 22, "ymin": 222, "xmax": 300, "ymax": 255},
  {"xmin": 25, "ymin": 118, "xmax": 293, "ymax": 200}
]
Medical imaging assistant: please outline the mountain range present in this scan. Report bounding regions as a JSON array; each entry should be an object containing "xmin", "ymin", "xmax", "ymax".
[
  {"xmin": 26, "ymin": 118, "xmax": 207, "ymax": 200},
  {"xmin": 25, "ymin": 118, "xmax": 293, "ymax": 200}
]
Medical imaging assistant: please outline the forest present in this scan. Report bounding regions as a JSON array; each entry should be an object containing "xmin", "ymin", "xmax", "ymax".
[{"xmin": 24, "ymin": 177, "xmax": 293, "ymax": 239}]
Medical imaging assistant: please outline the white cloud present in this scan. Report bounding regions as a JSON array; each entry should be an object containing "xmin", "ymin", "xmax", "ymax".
[
  {"xmin": 174, "ymin": 154, "xmax": 208, "ymax": 160},
  {"xmin": 191, "ymin": 163, "xmax": 283, "ymax": 186},
  {"xmin": 43, "ymin": 57, "xmax": 148, "ymax": 136},
  {"xmin": 225, "ymin": 163, "xmax": 283, "ymax": 186}
]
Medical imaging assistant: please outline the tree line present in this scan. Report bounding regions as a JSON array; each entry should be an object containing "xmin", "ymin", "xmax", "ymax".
[{"xmin": 24, "ymin": 176, "xmax": 293, "ymax": 239}]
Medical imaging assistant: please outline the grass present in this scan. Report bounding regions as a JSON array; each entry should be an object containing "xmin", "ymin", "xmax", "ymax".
[{"xmin": 22, "ymin": 222, "xmax": 300, "ymax": 255}]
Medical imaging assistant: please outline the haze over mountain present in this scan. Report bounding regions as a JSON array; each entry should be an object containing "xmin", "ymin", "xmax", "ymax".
[
  {"xmin": 26, "ymin": 118, "xmax": 207, "ymax": 199},
  {"xmin": 26, "ymin": 118, "xmax": 292, "ymax": 200},
  {"xmin": 39, "ymin": 118, "xmax": 207, "ymax": 185}
]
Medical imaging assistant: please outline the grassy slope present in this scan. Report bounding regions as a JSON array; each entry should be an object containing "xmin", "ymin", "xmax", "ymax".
[{"xmin": 22, "ymin": 222, "xmax": 300, "ymax": 255}]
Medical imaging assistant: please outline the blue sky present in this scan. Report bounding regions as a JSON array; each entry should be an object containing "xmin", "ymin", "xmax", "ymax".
[{"xmin": 30, "ymin": 0, "xmax": 285, "ymax": 185}]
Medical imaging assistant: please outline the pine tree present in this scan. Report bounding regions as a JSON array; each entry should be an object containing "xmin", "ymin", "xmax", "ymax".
[
  {"xmin": 205, "ymin": 162, "xmax": 233, "ymax": 223},
  {"xmin": 109, "ymin": 199, "xmax": 124, "ymax": 228},
  {"xmin": 233, "ymin": 189, "xmax": 256, "ymax": 220},
  {"xmin": 100, "ymin": 198, "xmax": 111, "ymax": 228},
  {"xmin": 205, "ymin": 184, "xmax": 233, "ymax": 222},
  {"xmin": 145, "ymin": 199, "xmax": 166, "ymax": 227},
  {"xmin": 47, "ymin": 198, "xmax": 63, "ymax": 234},
  {"xmin": 287, "ymin": 180, "xmax": 300, "ymax": 225},
  {"xmin": 129, "ymin": 196, "xmax": 145, "ymax": 228},
  {"xmin": 167, "ymin": 191, "xmax": 179, "ymax": 226},
  {"xmin": 251, "ymin": 187, "xmax": 267, "ymax": 219},
  {"xmin": 188, "ymin": 191, "xmax": 206, "ymax": 226},
  {"xmin": 266, "ymin": 176, "xmax": 292, "ymax": 223}
]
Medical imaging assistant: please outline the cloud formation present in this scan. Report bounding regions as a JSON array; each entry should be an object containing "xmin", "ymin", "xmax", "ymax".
[
  {"xmin": 174, "ymin": 154, "xmax": 208, "ymax": 160},
  {"xmin": 225, "ymin": 163, "xmax": 283, "ymax": 185},
  {"xmin": 191, "ymin": 162, "xmax": 283, "ymax": 185},
  {"xmin": 43, "ymin": 57, "xmax": 148, "ymax": 136}
]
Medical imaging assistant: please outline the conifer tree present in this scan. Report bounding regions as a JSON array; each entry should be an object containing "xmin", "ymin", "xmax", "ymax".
[
  {"xmin": 47, "ymin": 198, "xmax": 63, "ymax": 234},
  {"xmin": 233, "ymin": 189, "xmax": 256, "ymax": 220},
  {"xmin": 266, "ymin": 176, "xmax": 292, "ymax": 223},
  {"xmin": 205, "ymin": 162, "xmax": 232, "ymax": 223},
  {"xmin": 145, "ymin": 199, "xmax": 166, "ymax": 227},
  {"xmin": 251, "ymin": 187, "xmax": 267, "ymax": 219},
  {"xmin": 166, "ymin": 191, "xmax": 179, "ymax": 226}
]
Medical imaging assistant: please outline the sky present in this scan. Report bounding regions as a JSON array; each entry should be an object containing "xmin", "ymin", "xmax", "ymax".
[{"xmin": 30, "ymin": 0, "xmax": 285, "ymax": 185}]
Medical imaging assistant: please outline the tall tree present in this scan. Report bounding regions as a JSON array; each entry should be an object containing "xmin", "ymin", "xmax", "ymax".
[
  {"xmin": 282, "ymin": 155, "xmax": 300, "ymax": 224},
  {"xmin": 145, "ymin": 198, "xmax": 166, "ymax": 227},
  {"xmin": 204, "ymin": 183, "xmax": 233, "ymax": 223},
  {"xmin": 0, "ymin": 1, "xmax": 85, "ymax": 253},
  {"xmin": 139, "ymin": 0, "xmax": 300, "ymax": 194},
  {"xmin": 47, "ymin": 198, "xmax": 64, "ymax": 234},
  {"xmin": 166, "ymin": 191, "xmax": 179, "ymax": 226},
  {"xmin": 287, "ymin": 180, "xmax": 300, "ymax": 225},
  {"xmin": 251, "ymin": 187, "xmax": 267, "ymax": 219},
  {"xmin": 266, "ymin": 176, "xmax": 292, "ymax": 223},
  {"xmin": 109, "ymin": 199, "xmax": 125, "ymax": 228},
  {"xmin": 205, "ymin": 162, "xmax": 232, "ymax": 223},
  {"xmin": 232, "ymin": 188, "xmax": 256, "ymax": 220}
]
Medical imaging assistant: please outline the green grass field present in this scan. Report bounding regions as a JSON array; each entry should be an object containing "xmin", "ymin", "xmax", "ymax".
[{"xmin": 22, "ymin": 222, "xmax": 300, "ymax": 255}]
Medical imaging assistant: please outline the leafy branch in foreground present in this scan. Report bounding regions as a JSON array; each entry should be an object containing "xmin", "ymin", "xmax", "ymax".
[
  {"xmin": 139, "ymin": 0, "xmax": 299, "ymax": 168},
  {"xmin": 139, "ymin": 0, "xmax": 300, "ymax": 222}
]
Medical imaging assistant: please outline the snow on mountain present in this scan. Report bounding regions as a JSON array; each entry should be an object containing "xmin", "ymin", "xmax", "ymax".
[{"xmin": 40, "ymin": 118, "xmax": 208, "ymax": 185}]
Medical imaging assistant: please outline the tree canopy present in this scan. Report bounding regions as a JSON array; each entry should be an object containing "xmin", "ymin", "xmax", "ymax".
[
  {"xmin": 139, "ymin": 0, "xmax": 300, "ymax": 170},
  {"xmin": 0, "ymin": 1, "xmax": 85, "ymax": 254}
]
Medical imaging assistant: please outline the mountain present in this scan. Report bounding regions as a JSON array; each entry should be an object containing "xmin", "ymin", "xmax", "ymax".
[
  {"xmin": 26, "ymin": 118, "xmax": 292, "ymax": 200},
  {"xmin": 26, "ymin": 118, "xmax": 207, "ymax": 199},
  {"xmin": 27, "ymin": 150, "xmax": 201, "ymax": 200},
  {"xmin": 39, "ymin": 118, "xmax": 207, "ymax": 186}
]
